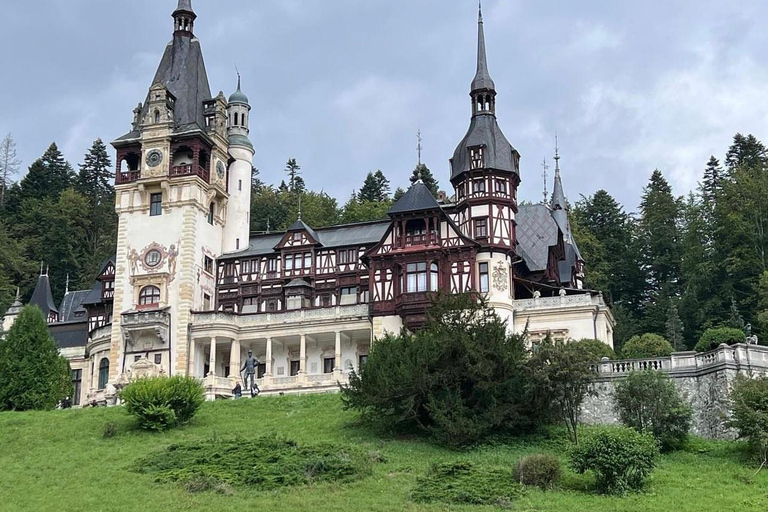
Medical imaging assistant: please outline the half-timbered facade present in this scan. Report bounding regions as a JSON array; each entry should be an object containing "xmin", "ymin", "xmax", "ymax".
[{"xmin": 2, "ymin": 2, "xmax": 613, "ymax": 404}]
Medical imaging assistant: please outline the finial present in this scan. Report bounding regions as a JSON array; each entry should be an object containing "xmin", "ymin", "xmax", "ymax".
[
  {"xmin": 65, "ymin": 273, "xmax": 70, "ymax": 295},
  {"xmin": 541, "ymin": 158, "xmax": 549, "ymax": 204},
  {"xmin": 266, "ymin": 217, "xmax": 271, "ymax": 234},
  {"xmin": 417, "ymin": 129, "xmax": 423, "ymax": 166},
  {"xmin": 15, "ymin": 287, "xmax": 20, "ymax": 302},
  {"xmin": 235, "ymin": 64, "xmax": 241, "ymax": 91},
  {"xmin": 297, "ymin": 195, "xmax": 303, "ymax": 221},
  {"xmin": 479, "ymin": 1, "xmax": 483, "ymax": 22},
  {"xmin": 554, "ymin": 132, "xmax": 561, "ymax": 172},
  {"xmin": 39, "ymin": 262, "xmax": 43, "ymax": 276},
  {"xmin": 46, "ymin": 265, "xmax": 49, "ymax": 277}
]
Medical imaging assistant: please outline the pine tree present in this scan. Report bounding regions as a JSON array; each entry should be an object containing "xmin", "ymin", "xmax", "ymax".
[
  {"xmin": 0, "ymin": 306, "xmax": 72, "ymax": 411},
  {"xmin": 665, "ymin": 302, "xmax": 685, "ymax": 351},
  {"xmin": 409, "ymin": 163, "xmax": 439, "ymax": 196},
  {"xmin": 284, "ymin": 158, "xmax": 305, "ymax": 194},
  {"xmin": 727, "ymin": 297, "xmax": 746, "ymax": 331},
  {"xmin": 725, "ymin": 133, "xmax": 767, "ymax": 173},
  {"xmin": 393, "ymin": 187, "xmax": 406, "ymax": 201},
  {"xmin": 76, "ymin": 139, "xmax": 113, "ymax": 205},
  {"xmin": 700, "ymin": 156, "xmax": 722, "ymax": 208},
  {"xmin": 358, "ymin": 170, "xmax": 390, "ymax": 202},
  {"xmin": 0, "ymin": 133, "xmax": 21, "ymax": 207},
  {"xmin": 15, "ymin": 143, "xmax": 74, "ymax": 203}
]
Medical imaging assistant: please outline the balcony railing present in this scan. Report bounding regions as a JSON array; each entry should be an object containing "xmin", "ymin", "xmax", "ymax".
[
  {"xmin": 116, "ymin": 170, "xmax": 141, "ymax": 184},
  {"xmin": 171, "ymin": 164, "xmax": 210, "ymax": 183}
]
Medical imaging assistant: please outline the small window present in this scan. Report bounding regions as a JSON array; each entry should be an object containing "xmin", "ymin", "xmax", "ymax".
[
  {"xmin": 324, "ymin": 358, "xmax": 335, "ymax": 374},
  {"xmin": 475, "ymin": 218, "xmax": 488, "ymax": 238},
  {"xmin": 98, "ymin": 358, "xmax": 110, "ymax": 390},
  {"xmin": 154, "ymin": 354, "xmax": 162, "ymax": 365},
  {"xmin": 204, "ymin": 256, "xmax": 214, "ymax": 274},
  {"xmin": 139, "ymin": 285, "xmax": 161, "ymax": 306},
  {"xmin": 268, "ymin": 259, "xmax": 277, "ymax": 273},
  {"xmin": 479, "ymin": 263, "xmax": 489, "ymax": 293},
  {"xmin": 238, "ymin": 179, "xmax": 242, "ymax": 191},
  {"xmin": 71, "ymin": 369, "xmax": 82, "ymax": 406},
  {"xmin": 338, "ymin": 250, "xmax": 348, "ymax": 264},
  {"xmin": 290, "ymin": 360, "xmax": 300, "ymax": 376},
  {"xmin": 304, "ymin": 253, "xmax": 312, "ymax": 270},
  {"xmin": 406, "ymin": 262, "xmax": 428, "ymax": 293},
  {"xmin": 154, "ymin": 110, "xmax": 160, "ymax": 124},
  {"xmin": 134, "ymin": 355, "xmax": 141, "ymax": 363},
  {"xmin": 266, "ymin": 300, "xmax": 277, "ymax": 312},
  {"xmin": 359, "ymin": 355, "xmax": 368, "ymax": 369},
  {"xmin": 495, "ymin": 179, "xmax": 507, "ymax": 194},
  {"xmin": 341, "ymin": 287, "xmax": 357, "ymax": 296},
  {"xmin": 430, "ymin": 263, "xmax": 439, "ymax": 292},
  {"xmin": 236, "ymin": 238, "xmax": 240, "ymax": 250},
  {"xmin": 472, "ymin": 179, "xmax": 486, "ymax": 193},
  {"xmin": 208, "ymin": 203, "xmax": 215, "ymax": 225},
  {"xmin": 293, "ymin": 232, "xmax": 302, "ymax": 241},
  {"xmin": 145, "ymin": 250, "xmax": 162, "ymax": 268},
  {"xmin": 321, "ymin": 294, "xmax": 332, "ymax": 307},
  {"xmin": 470, "ymin": 146, "xmax": 484, "ymax": 169},
  {"xmin": 203, "ymin": 293, "xmax": 212, "ymax": 311},
  {"xmin": 150, "ymin": 193, "xmax": 162, "ymax": 216}
]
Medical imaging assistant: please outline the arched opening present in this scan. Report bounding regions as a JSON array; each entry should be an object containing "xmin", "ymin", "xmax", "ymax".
[
  {"xmin": 208, "ymin": 202, "xmax": 215, "ymax": 225},
  {"xmin": 430, "ymin": 263, "xmax": 439, "ymax": 292},
  {"xmin": 154, "ymin": 110, "xmax": 160, "ymax": 124},
  {"xmin": 234, "ymin": 112, "xmax": 239, "ymax": 126},
  {"xmin": 123, "ymin": 152, "xmax": 140, "ymax": 172},
  {"xmin": 171, "ymin": 146, "xmax": 194, "ymax": 167},
  {"xmin": 199, "ymin": 149, "xmax": 210, "ymax": 172},
  {"xmin": 139, "ymin": 285, "xmax": 161, "ymax": 307},
  {"xmin": 98, "ymin": 358, "xmax": 109, "ymax": 390}
]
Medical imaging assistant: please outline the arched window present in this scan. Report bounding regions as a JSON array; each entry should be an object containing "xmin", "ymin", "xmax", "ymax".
[
  {"xmin": 98, "ymin": 358, "xmax": 109, "ymax": 390},
  {"xmin": 208, "ymin": 202, "xmax": 215, "ymax": 225},
  {"xmin": 154, "ymin": 110, "xmax": 160, "ymax": 124},
  {"xmin": 139, "ymin": 285, "xmax": 161, "ymax": 306},
  {"xmin": 430, "ymin": 263, "xmax": 439, "ymax": 292},
  {"xmin": 234, "ymin": 112, "xmax": 239, "ymax": 126}
]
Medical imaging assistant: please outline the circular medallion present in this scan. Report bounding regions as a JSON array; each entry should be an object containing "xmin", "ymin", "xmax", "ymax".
[
  {"xmin": 216, "ymin": 161, "xmax": 226, "ymax": 179},
  {"xmin": 146, "ymin": 149, "xmax": 163, "ymax": 168},
  {"xmin": 144, "ymin": 249, "xmax": 162, "ymax": 268}
]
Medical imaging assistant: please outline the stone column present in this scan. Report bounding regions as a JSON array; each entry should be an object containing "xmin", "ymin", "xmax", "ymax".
[
  {"xmin": 209, "ymin": 337, "xmax": 217, "ymax": 376},
  {"xmin": 299, "ymin": 334, "xmax": 307, "ymax": 383},
  {"xmin": 230, "ymin": 338, "xmax": 241, "ymax": 384},
  {"xmin": 334, "ymin": 331, "xmax": 342, "ymax": 373},
  {"xmin": 188, "ymin": 338, "xmax": 196, "ymax": 377},
  {"xmin": 265, "ymin": 337, "xmax": 273, "ymax": 377}
]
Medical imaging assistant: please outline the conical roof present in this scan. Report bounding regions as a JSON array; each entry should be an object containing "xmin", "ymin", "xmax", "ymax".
[
  {"xmin": 30, "ymin": 273, "xmax": 58, "ymax": 319},
  {"xmin": 388, "ymin": 181, "xmax": 440, "ymax": 215},
  {"xmin": 471, "ymin": 4, "xmax": 495, "ymax": 93}
]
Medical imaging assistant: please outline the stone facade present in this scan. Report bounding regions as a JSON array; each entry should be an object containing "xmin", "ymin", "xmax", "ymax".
[{"xmin": 581, "ymin": 344, "xmax": 768, "ymax": 439}]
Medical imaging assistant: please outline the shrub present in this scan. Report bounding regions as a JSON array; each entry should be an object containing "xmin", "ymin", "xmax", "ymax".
[
  {"xmin": 570, "ymin": 426, "xmax": 659, "ymax": 495},
  {"xmin": 102, "ymin": 422, "xmax": 118, "ymax": 438},
  {"xmin": 729, "ymin": 375, "xmax": 768, "ymax": 465},
  {"xmin": 694, "ymin": 327, "xmax": 746, "ymax": 353},
  {"xmin": 411, "ymin": 461, "xmax": 523, "ymax": 506},
  {"xmin": 341, "ymin": 294, "xmax": 540, "ymax": 446},
  {"xmin": 570, "ymin": 339, "xmax": 616, "ymax": 361},
  {"xmin": 613, "ymin": 370, "xmax": 692, "ymax": 451},
  {"xmin": 620, "ymin": 334, "xmax": 673, "ymax": 359},
  {"xmin": 513, "ymin": 453, "xmax": 561, "ymax": 489},
  {"xmin": 121, "ymin": 376, "xmax": 204, "ymax": 431}
]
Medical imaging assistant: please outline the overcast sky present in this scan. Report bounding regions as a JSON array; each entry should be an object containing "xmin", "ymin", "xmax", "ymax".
[{"xmin": 2, "ymin": 0, "xmax": 768, "ymax": 212}]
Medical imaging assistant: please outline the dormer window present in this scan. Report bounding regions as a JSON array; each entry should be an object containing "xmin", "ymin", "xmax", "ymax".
[
  {"xmin": 470, "ymin": 146, "xmax": 485, "ymax": 170},
  {"xmin": 293, "ymin": 232, "xmax": 302, "ymax": 242}
]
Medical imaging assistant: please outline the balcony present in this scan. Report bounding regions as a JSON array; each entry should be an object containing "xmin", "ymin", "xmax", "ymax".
[
  {"xmin": 116, "ymin": 170, "xmax": 141, "ymax": 184},
  {"xmin": 192, "ymin": 303, "xmax": 370, "ymax": 328},
  {"xmin": 171, "ymin": 164, "xmax": 210, "ymax": 183},
  {"xmin": 404, "ymin": 233, "xmax": 438, "ymax": 247}
]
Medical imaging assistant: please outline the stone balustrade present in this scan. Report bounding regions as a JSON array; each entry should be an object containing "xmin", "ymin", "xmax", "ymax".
[
  {"xmin": 192, "ymin": 304, "xmax": 370, "ymax": 328},
  {"xmin": 513, "ymin": 293, "xmax": 607, "ymax": 311}
]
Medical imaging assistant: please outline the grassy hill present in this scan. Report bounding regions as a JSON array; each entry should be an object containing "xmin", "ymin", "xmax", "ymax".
[{"xmin": 0, "ymin": 393, "xmax": 765, "ymax": 512}]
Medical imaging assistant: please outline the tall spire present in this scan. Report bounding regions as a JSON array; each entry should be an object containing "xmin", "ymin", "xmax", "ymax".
[
  {"xmin": 173, "ymin": 0, "xmax": 196, "ymax": 36},
  {"xmin": 551, "ymin": 135, "xmax": 566, "ymax": 212},
  {"xmin": 471, "ymin": 1, "xmax": 496, "ymax": 94}
]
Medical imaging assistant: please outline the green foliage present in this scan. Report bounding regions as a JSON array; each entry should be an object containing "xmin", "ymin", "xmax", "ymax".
[
  {"xmin": 613, "ymin": 371, "xmax": 693, "ymax": 451},
  {"xmin": 666, "ymin": 302, "xmax": 686, "ymax": 351},
  {"xmin": 621, "ymin": 333, "xmax": 674, "ymax": 359},
  {"xmin": 513, "ymin": 453, "xmax": 562, "ymax": 489},
  {"xmin": 340, "ymin": 194, "xmax": 392, "ymax": 224},
  {"xmin": 120, "ymin": 376, "xmax": 204, "ymax": 431},
  {"xmin": 135, "ymin": 436, "xmax": 375, "ymax": 492},
  {"xmin": 530, "ymin": 337, "xmax": 597, "ymax": 444},
  {"xmin": 250, "ymin": 187, "xmax": 340, "ymax": 233},
  {"xmin": 342, "ymin": 294, "xmax": 539, "ymax": 446},
  {"xmin": 0, "ymin": 306, "xmax": 72, "ymax": 411},
  {"xmin": 357, "ymin": 170, "xmax": 390, "ymax": 202},
  {"xmin": 409, "ymin": 163, "xmax": 439, "ymax": 196},
  {"xmin": 570, "ymin": 339, "xmax": 615, "ymax": 361},
  {"xmin": 570, "ymin": 426, "xmax": 659, "ymax": 495},
  {"xmin": 102, "ymin": 422, "xmax": 118, "ymax": 438},
  {"xmin": 729, "ymin": 375, "xmax": 768, "ymax": 465},
  {"xmin": 694, "ymin": 327, "xmax": 746, "ymax": 353},
  {"xmin": 411, "ymin": 461, "xmax": 522, "ymax": 506},
  {"xmin": 284, "ymin": 158, "xmax": 304, "ymax": 193}
]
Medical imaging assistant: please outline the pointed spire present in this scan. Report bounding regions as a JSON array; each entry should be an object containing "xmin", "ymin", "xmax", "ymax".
[
  {"xmin": 65, "ymin": 273, "xmax": 70, "ymax": 295},
  {"xmin": 541, "ymin": 158, "xmax": 549, "ymax": 204},
  {"xmin": 175, "ymin": 0, "xmax": 194, "ymax": 14},
  {"xmin": 417, "ymin": 129, "xmax": 423, "ymax": 166},
  {"xmin": 551, "ymin": 135, "xmax": 567, "ymax": 212},
  {"xmin": 471, "ymin": 1, "xmax": 496, "ymax": 93},
  {"xmin": 12, "ymin": 288, "xmax": 21, "ymax": 307}
]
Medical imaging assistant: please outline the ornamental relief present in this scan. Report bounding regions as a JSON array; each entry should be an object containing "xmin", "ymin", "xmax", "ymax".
[
  {"xmin": 492, "ymin": 262, "xmax": 509, "ymax": 292},
  {"xmin": 127, "ymin": 241, "xmax": 180, "ymax": 281}
]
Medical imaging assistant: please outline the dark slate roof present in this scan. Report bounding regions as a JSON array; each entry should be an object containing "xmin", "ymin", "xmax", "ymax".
[
  {"xmin": 80, "ymin": 281, "xmax": 103, "ymax": 307},
  {"xmin": 58, "ymin": 290, "xmax": 91, "ymax": 323},
  {"xmin": 49, "ymin": 321, "xmax": 88, "ymax": 349},
  {"xmin": 225, "ymin": 220, "xmax": 390, "ymax": 259},
  {"xmin": 558, "ymin": 244, "xmax": 580, "ymax": 285},
  {"xmin": 388, "ymin": 182, "xmax": 440, "ymax": 215},
  {"xmin": 472, "ymin": 7, "xmax": 495, "ymax": 93},
  {"xmin": 30, "ymin": 275, "xmax": 58, "ymax": 317},
  {"xmin": 516, "ymin": 204, "xmax": 559, "ymax": 272},
  {"xmin": 451, "ymin": 115, "xmax": 517, "ymax": 180},
  {"xmin": 287, "ymin": 219, "xmax": 320, "ymax": 243}
]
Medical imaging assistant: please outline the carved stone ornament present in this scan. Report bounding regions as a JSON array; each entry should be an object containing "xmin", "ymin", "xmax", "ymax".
[
  {"xmin": 146, "ymin": 149, "xmax": 163, "ymax": 168},
  {"xmin": 492, "ymin": 262, "xmax": 508, "ymax": 292},
  {"xmin": 216, "ymin": 160, "xmax": 226, "ymax": 179}
]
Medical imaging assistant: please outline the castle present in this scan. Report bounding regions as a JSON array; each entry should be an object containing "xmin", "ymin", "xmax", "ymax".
[{"xmin": 1, "ymin": 1, "xmax": 613, "ymax": 405}]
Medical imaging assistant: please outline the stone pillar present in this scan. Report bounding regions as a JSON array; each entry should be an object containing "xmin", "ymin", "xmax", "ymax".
[
  {"xmin": 209, "ymin": 337, "xmax": 216, "ymax": 376},
  {"xmin": 334, "ymin": 331, "xmax": 342, "ymax": 372},
  {"xmin": 299, "ymin": 334, "xmax": 307, "ymax": 383},
  {"xmin": 265, "ymin": 337, "xmax": 273, "ymax": 377},
  {"xmin": 230, "ymin": 338, "xmax": 241, "ymax": 384},
  {"xmin": 188, "ymin": 338, "xmax": 196, "ymax": 377}
]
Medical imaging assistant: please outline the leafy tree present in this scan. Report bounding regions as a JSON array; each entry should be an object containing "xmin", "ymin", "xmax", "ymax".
[
  {"xmin": 530, "ymin": 336, "xmax": 597, "ymax": 444},
  {"xmin": 358, "ymin": 170, "xmax": 390, "ymax": 202},
  {"xmin": 621, "ymin": 333, "xmax": 674, "ymax": 359},
  {"xmin": 284, "ymin": 158, "xmax": 305, "ymax": 194},
  {"xmin": 611, "ymin": 304, "xmax": 640, "ymax": 354},
  {"xmin": 694, "ymin": 327, "xmax": 745, "ymax": 352},
  {"xmin": 665, "ymin": 302, "xmax": 685, "ymax": 351},
  {"xmin": 613, "ymin": 370, "xmax": 693, "ymax": 451},
  {"xmin": 569, "ymin": 338, "xmax": 616, "ymax": 361},
  {"xmin": 0, "ymin": 306, "xmax": 72, "ymax": 411},
  {"xmin": 729, "ymin": 375, "xmax": 768, "ymax": 466},
  {"xmin": 341, "ymin": 294, "xmax": 538, "ymax": 446},
  {"xmin": 0, "ymin": 133, "xmax": 21, "ymax": 207},
  {"xmin": 409, "ymin": 163, "xmax": 439, "ymax": 196},
  {"xmin": 340, "ymin": 195, "xmax": 392, "ymax": 224}
]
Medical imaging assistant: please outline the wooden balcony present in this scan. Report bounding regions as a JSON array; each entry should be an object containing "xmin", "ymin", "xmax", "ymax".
[
  {"xmin": 170, "ymin": 164, "xmax": 210, "ymax": 183},
  {"xmin": 116, "ymin": 170, "xmax": 141, "ymax": 184}
]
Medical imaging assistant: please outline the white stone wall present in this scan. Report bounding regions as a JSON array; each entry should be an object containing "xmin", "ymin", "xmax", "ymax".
[{"xmin": 223, "ymin": 145, "xmax": 254, "ymax": 253}]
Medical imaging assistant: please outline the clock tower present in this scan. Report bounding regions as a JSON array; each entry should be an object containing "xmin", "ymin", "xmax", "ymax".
[{"xmin": 107, "ymin": 0, "xmax": 253, "ymax": 383}]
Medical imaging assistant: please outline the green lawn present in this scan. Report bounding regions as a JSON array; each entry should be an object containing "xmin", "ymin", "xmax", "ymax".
[{"xmin": 0, "ymin": 393, "xmax": 765, "ymax": 512}]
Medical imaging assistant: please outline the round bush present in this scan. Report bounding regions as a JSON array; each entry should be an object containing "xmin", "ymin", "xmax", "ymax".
[
  {"xmin": 571, "ymin": 339, "xmax": 615, "ymax": 361},
  {"xmin": 513, "ymin": 453, "xmax": 561, "ymax": 489},
  {"xmin": 120, "ymin": 376, "xmax": 204, "ymax": 431},
  {"xmin": 729, "ymin": 375, "xmax": 768, "ymax": 464},
  {"xmin": 694, "ymin": 327, "xmax": 746, "ymax": 353},
  {"xmin": 570, "ymin": 426, "xmax": 659, "ymax": 495},
  {"xmin": 613, "ymin": 370, "xmax": 692, "ymax": 452},
  {"xmin": 620, "ymin": 334, "xmax": 673, "ymax": 359}
]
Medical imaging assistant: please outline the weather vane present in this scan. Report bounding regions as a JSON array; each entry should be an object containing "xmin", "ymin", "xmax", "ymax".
[
  {"xmin": 541, "ymin": 158, "xmax": 549, "ymax": 204},
  {"xmin": 417, "ymin": 129, "xmax": 423, "ymax": 166}
]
